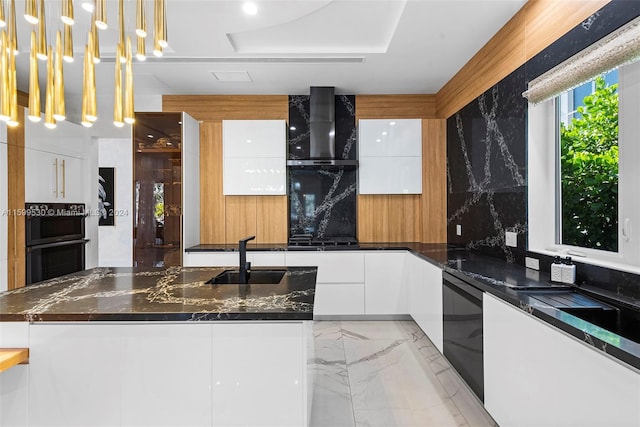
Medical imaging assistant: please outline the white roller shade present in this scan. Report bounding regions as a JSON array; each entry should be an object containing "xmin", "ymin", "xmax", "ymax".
[{"xmin": 523, "ymin": 15, "xmax": 640, "ymax": 104}]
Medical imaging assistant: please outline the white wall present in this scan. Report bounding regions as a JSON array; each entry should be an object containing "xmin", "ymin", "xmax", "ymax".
[{"xmin": 98, "ymin": 138, "xmax": 133, "ymax": 267}]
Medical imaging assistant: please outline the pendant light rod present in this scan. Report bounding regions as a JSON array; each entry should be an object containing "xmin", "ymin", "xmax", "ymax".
[
  {"xmin": 61, "ymin": 0, "xmax": 74, "ymax": 25},
  {"xmin": 25, "ymin": 0, "xmax": 38, "ymax": 24},
  {"xmin": 28, "ymin": 31, "xmax": 41, "ymax": 122},
  {"xmin": 37, "ymin": 0, "xmax": 47, "ymax": 60},
  {"xmin": 53, "ymin": 30, "xmax": 66, "ymax": 121}
]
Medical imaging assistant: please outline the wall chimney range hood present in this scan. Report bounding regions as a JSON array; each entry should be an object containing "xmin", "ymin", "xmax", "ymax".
[{"xmin": 287, "ymin": 86, "xmax": 358, "ymax": 168}]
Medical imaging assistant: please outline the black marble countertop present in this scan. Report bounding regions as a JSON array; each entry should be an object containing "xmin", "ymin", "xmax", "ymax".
[
  {"xmin": 0, "ymin": 266, "xmax": 317, "ymax": 322},
  {"xmin": 187, "ymin": 242, "xmax": 640, "ymax": 370}
]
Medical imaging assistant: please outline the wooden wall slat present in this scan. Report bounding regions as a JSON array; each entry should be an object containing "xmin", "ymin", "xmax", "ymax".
[
  {"xmin": 436, "ymin": 0, "xmax": 610, "ymax": 119},
  {"xmin": 355, "ymin": 95, "xmax": 436, "ymax": 120},
  {"xmin": 199, "ymin": 121, "xmax": 225, "ymax": 243},
  {"xmin": 225, "ymin": 196, "xmax": 257, "ymax": 244},
  {"xmin": 163, "ymin": 95, "xmax": 289, "ymax": 122},
  {"xmin": 357, "ymin": 195, "xmax": 390, "ymax": 242},
  {"xmin": 422, "ymin": 119, "xmax": 447, "ymax": 243},
  {"xmin": 256, "ymin": 196, "xmax": 288, "ymax": 244},
  {"xmin": 7, "ymin": 107, "xmax": 25, "ymax": 289},
  {"xmin": 388, "ymin": 195, "xmax": 421, "ymax": 242}
]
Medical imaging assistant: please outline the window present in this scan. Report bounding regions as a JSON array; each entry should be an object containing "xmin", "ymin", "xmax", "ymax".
[
  {"xmin": 557, "ymin": 70, "xmax": 618, "ymax": 252},
  {"xmin": 528, "ymin": 61, "xmax": 640, "ymax": 271}
]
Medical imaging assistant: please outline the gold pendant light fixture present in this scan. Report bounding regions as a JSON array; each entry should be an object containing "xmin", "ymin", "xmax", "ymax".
[
  {"xmin": 8, "ymin": 0, "xmax": 17, "ymax": 55},
  {"xmin": 28, "ymin": 31, "xmax": 41, "ymax": 122},
  {"xmin": 113, "ymin": 43, "xmax": 124, "ymax": 128},
  {"xmin": 136, "ymin": 0, "xmax": 146, "ymax": 38},
  {"xmin": 4, "ymin": 0, "xmax": 168, "ymax": 128},
  {"xmin": 61, "ymin": 0, "xmax": 74, "ymax": 26},
  {"xmin": 0, "ymin": 1, "xmax": 6, "ymax": 28},
  {"xmin": 53, "ymin": 31, "xmax": 66, "ymax": 122},
  {"xmin": 118, "ymin": 0, "xmax": 125, "ymax": 63},
  {"xmin": 136, "ymin": 35, "xmax": 146, "ymax": 61},
  {"xmin": 124, "ymin": 36, "xmax": 135, "ymax": 124},
  {"xmin": 85, "ymin": 29, "xmax": 97, "ymax": 123},
  {"xmin": 91, "ymin": 18, "xmax": 100, "ymax": 63},
  {"xmin": 0, "ymin": 31, "xmax": 9, "ymax": 122},
  {"xmin": 95, "ymin": 0, "xmax": 107, "ymax": 30},
  {"xmin": 63, "ymin": 23, "xmax": 73, "ymax": 62},
  {"xmin": 37, "ymin": 0, "xmax": 46, "ymax": 60},
  {"xmin": 44, "ymin": 46, "xmax": 56, "ymax": 129},
  {"xmin": 7, "ymin": 36, "xmax": 18, "ymax": 127},
  {"xmin": 24, "ymin": 0, "xmax": 38, "ymax": 24}
]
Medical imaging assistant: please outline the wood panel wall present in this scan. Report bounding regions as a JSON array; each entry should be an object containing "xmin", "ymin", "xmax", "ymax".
[
  {"xmin": 436, "ymin": 0, "xmax": 610, "ymax": 119},
  {"xmin": 356, "ymin": 95, "xmax": 445, "ymax": 243},
  {"xmin": 163, "ymin": 95, "xmax": 289, "ymax": 244},
  {"xmin": 7, "ymin": 100, "xmax": 27, "ymax": 290}
]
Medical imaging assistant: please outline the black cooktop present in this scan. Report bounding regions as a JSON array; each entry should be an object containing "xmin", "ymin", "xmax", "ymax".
[{"xmin": 288, "ymin": 234, "xmax": 358, "ymax": 247}]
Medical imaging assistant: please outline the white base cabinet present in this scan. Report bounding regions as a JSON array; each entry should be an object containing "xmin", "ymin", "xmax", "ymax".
[
  {"xmin": 484, "ymin": 294, "xmax": 640, "ymax": 427},
  {"xmin": 184, "ymin": 251, "xmax": 286, "ymax": 268},
  {"xmin": 364, "ymin": 252, "xmax": 407, "ymax": 314},
  {"xmin": 2, "ymin": 321, "xmax": 309, "ymax": 427},
  {"xmin": 286, "ymin": 252, "xmax": 365, "ymax": 316},
  {"xmin": 406, "ymin": 253, "xmax": 443, "ymax": 352}
]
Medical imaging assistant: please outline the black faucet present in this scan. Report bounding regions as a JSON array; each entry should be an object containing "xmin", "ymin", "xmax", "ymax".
[{"xmin": 238, "ymin": 235, "xmax": 256, "ymax": 284}]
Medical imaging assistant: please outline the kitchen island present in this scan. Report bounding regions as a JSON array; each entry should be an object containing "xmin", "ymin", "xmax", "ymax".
[{"xmin": 0, "ymin": 266, "xmax": 317, "ymax": 427}]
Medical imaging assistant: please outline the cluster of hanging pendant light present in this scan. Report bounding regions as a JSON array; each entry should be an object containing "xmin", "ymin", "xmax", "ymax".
[{"xmin": 0, "ymin": 0, "xmax": 168, "ymax": 129}]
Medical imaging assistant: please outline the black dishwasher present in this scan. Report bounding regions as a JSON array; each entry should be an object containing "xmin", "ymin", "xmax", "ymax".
[{"xmin": 442, "ymin": 271, "xmax": 484, "ymax": 401}]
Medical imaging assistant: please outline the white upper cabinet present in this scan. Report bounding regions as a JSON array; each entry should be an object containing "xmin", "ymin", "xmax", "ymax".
[
  {"xmin": 223, "ymin": 120, "xmax": 286, "ymax": 195},
  {"xmin": 358, "ymin": 119, "xmax": 422, "ymax": 195}
]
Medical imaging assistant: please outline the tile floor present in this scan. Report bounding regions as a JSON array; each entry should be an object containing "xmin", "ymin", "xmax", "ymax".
[{"xmin": 308, "ymin": 321, "xmax": 498, "ymax": 427}]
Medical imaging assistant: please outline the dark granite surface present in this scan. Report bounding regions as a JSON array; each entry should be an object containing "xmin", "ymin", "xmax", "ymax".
[
  {"xmin": 186, "ymin": 243, "xmax": 640, "ymax": 369},
  {"xmin": 0, "ymin": 267, "xmax": 317, "ymax": 322}
]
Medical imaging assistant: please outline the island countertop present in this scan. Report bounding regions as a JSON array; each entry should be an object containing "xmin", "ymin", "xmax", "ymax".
[{"xmin": 0, "ymin": 266, "xmax": 317, "ymax": 322}]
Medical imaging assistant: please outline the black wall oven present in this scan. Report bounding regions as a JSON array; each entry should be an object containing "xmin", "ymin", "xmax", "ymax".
[
  {"xmin": 25, "ymin": 203, "xmax": 87, "ymax": 285},
  {"xmin": 442, "ymin": 271, "xmax": 484, "ymax": 401}
]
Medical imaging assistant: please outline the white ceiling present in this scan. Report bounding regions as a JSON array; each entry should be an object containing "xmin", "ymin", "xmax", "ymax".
[{"xmin": 13, "ymin": 0, "xmax": 527, "ymax": 124}]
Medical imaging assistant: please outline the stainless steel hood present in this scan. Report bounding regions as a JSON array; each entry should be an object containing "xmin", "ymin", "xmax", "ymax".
[{"xmin": 287, "ymin": 86, "xmax": 358, "ymax": 168}]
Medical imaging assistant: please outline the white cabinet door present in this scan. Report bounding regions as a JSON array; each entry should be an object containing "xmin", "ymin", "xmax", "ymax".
[
  {"xmin": 184, "ymin": 252, "xmax": 239, "ymax": 267},
  {"xmin": 484, "ymin": 294, "xmax": 640, "ymax": 427},
  {"xmin": 359, "ymin": 156, "xmax": 422, "ymax": 194},
  {"xmin": 120, "ymin": 324, "xmax": 212, "ymax": 427},
  {"xmin": 364, "ymin": 252, "xmax": 407, "ymax": 315},
  {"xmin": 25, "ymin": 148, "xmax": 58, "ymax": 202},
  {"xmin": 285, "ymin": 251, "xmax": 365, "ymax": 283},
  {"xmin": 420, "ymin": 258, "xmax": 443, "ymax": 352},
  {"xmin": 314, "ymin": 283, "xmax": 365, "ymax": 315},
  {"xmin": 61, "ymin": 155, "xmax": 85, "ymax": 202},
  {"xmin": 212, "ymin": 322, "xmax": 306, "ymax": 427},
  {"xmin": 223, "ymin": 120, "xmax": 286, "ymax": 196},
  {"xmin": 358, "ymin": 119, "xmax": 422, "ymax": 195},
  {"xmin": 25, "ymin": 150, "xmax": 84, "ymax": 203},
  {"xmin": 358, "ymin": 119, "xmax": 422, "ymax": 157},
  {"xmin": 29, "ymin": 324, "xmax": 123, "ymax": 427}
]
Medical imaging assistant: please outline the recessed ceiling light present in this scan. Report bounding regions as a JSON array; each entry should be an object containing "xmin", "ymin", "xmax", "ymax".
[
  {"xmin": 81, "ymin": 1, "xmax": 94, "ymax": 12},
  {"xmin": 147, "ymin": 134, "xmax": 154, "ymax": 138},
  {"xmin": 243, "ymin": 2, "xmax": 258, "ymax": 15}
]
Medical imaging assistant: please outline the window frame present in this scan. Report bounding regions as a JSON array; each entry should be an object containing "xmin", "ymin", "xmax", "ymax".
[{"xmin": 528, "ymin": 61, "xmax": 640, "ymax": 273}]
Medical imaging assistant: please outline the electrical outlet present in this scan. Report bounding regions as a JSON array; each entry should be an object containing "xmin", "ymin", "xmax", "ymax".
[
  {"xmin": 525, "ymin": 256, "xmax": 540, "ymax": 270},
  {"xmin": 456, "ymin": 224, "xmax": 462, "ymax": 236},
  {"xmin": 505, "ymin": 231, "xmax": 517, "ymax": 247}
]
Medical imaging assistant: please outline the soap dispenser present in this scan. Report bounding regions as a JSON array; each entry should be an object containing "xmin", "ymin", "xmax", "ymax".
[
  {"xmin": 561, "ymin": 256, "xmax": 576, "ymax": 284},
  {"xmin": 550, "ymin": 256, "xmax": 563, "ymax": 283}
]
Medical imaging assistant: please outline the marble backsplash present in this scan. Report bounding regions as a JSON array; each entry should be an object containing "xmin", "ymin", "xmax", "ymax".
[
  {"xmin": 288, "ymin": 95, "xmax": 357, "ymax": 239},
  {"xmin": 446, "ymin": 66, "xmax": 527, "ymax": 264}
]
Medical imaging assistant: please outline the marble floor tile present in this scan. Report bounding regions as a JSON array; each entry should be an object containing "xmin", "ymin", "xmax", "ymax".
[
  {"xmin": 340, "ymin": 321, "xmax": 410, "ymax": 341},
  {"xmin": 309, "ymin": 335, "xmax": 355, "ymax": 427},
  {"xmin": 309, "ymin": 320, "xmax": 496, "ymax": 427}
]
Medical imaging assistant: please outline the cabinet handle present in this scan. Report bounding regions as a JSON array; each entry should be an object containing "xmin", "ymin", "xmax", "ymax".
[
  {"xmin": 61, "ymin": 159, "xmax": 66, "ymax": 198},
  {"xmin": 54, "ymin": 158, "xmax": 59, "ymax": 198}
]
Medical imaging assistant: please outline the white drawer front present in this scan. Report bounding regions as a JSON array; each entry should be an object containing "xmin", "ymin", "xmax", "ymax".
[
  {"xmin": 313, "ymin": 283, "xmax": 365, "ymax": 316},
  {"xmin": 285, "ymin": 252, "xmax": 364, "ymax": 283}
]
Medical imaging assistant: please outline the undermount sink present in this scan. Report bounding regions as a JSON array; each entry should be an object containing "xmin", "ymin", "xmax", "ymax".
[{"xmin": 207, "ymin": 269, "xmax": 286, "ymax": 285}]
